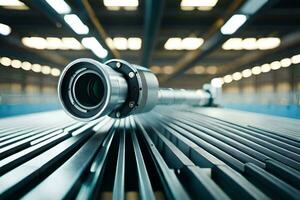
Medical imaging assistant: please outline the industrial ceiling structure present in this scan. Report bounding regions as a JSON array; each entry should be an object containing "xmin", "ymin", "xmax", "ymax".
[{"xmin": 0, "ymin": 0, "xmax": 300, "ymax": 88}]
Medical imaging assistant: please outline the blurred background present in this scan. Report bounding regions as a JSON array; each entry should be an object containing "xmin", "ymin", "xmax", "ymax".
[{"xmin": 0, "ymin": 0, "xmax": 299, "ymax": 118}]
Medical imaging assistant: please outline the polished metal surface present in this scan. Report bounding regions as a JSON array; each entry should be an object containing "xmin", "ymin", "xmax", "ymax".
[
  {"xmin": 58, "ymin": 58, "xmax": 212, "ymax": 121},
  {"xmin": 158, "ymin": 88, "xmax": 211, "ymax": 106},
  {"xmin": 0, "ymin": 108, "xmax": 299, "ymax": 199},
  {"xmin": 58, "ymin": 58, "xmax": 128, "ymax": 121}
]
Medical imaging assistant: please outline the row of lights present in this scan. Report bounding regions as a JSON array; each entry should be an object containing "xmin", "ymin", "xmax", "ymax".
[
  {"xmin": 102, "ymin": 0, "xmax": 219, "ymax": 11},
  {"xmin": 106, "ymin": 37, "xmax": 142, "ymax": 50},
  {"xmin": 164, "ymin": 37, "xmax": 204, "ymax": 50},
  {"xmin": 103, "ymin": 0, "xmax": 139, "ymax": 11},
  {"xmin": 180, "ymin": 0, "xmax": 218, "ymax": 11},
  {"xmin": 21, "ymin": 35, "xmax": 280, "ymax": 52},
  {"xmin": 21, "ymin": 36, "xmax": 142, "ymax": 51},
  {"xmin": 0, "ymin": 57, "xmax": 61, "ymax": 77},
  {"xmin": 222, "ymin": 37, "xmax": 281, "ymax": 50},
  {"xmin": 45, "ymin": 0, "xmax": 108, "ymax": 59},
  {"xmin": 164, "ymin": 36, "xmax": 280, "ymax": 51},
  {"xmin": 0, "ymin": 1, "xmax": 108, "ymax": 59},
  {"xmin": 22, "ymin": 37, "xmax": 83, "ymax": 50},
  {"xmin": 150, "ymin": 65, "xmax": 218, "ymax": 75},
  {"xmin": 210, "ymin": 53, "xmax": 300, "ymax": 88}
]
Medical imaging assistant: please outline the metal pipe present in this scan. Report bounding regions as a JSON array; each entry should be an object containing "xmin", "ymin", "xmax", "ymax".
[{"xmin": 58, "ymin": 58, "xmax": 212, "ymax": 121}]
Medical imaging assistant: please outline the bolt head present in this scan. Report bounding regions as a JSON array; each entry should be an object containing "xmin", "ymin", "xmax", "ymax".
[
  {"xmin": 116, "ymin": 112, "xmax": 120, "ymax": 118},
  {"xmin": 129, "ymin": 101, "xmax": 135, "ymax": 108},
  {"xmin": 129, "ymin": 72, "xmax": 135, "ymax": 78},
  {"xmin": 116, "ymin": 62, "xmax": 121, "ymax": 68}
]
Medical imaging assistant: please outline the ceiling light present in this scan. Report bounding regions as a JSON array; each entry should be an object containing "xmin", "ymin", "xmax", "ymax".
[
  {"xmin": 251, "ymin": 66, "xmax": 261, "ymax": 75},
  {"xmin": 241, "ymin": 0, "xmax": 268, "ymax": 15},
  {"xmin": 181, "ymin": 37, "xmax": 204, "ymax": 50},
  {"xmin": 82, "ymin": 37, "xmax": 108, "ymax": 59},
  {"xmin": 163, "ymin": 66, "xmax": 174, "ymax": 74},
  {"xmin": 164, "ymin": 37, "xmax": 204, "ymax": 50},
  {"xmin": 261, "ymin": 63, "xmax": 271, "ymax": 73},
  {"xmin": 32, "ymin": 64, "xmax": 42, "ymax": 73},
  {"xmin": 45, "ymin": 0, "xmax": 71, "ymax": 14},
  {"xmin": 0, "ymin": 57, "xmax": 11, "ymax": 66},
  {"xmin": 164, "ymin": 38, "xmax": 182, "ymax": 50},
  {"xmin": 0, "ymin": 0, "xmax": 24, "ymax": 6},
  {"xmin": 257, "ymin": 37, "xmax": 280, "ymax": 50},
  {"xmin": 197, "ymin": 6, "xmax": 214, "ymax": 11},
  {"xmin": 232, "ymin": 72, "xmax": 242, "ymax": 81},
  {"xmin": 0, "ymin": 56, "xmax": 57, "ymax": 77},
  {"xmin": 242, "ymin": 69, "xmax": 252, "ymax": 78},
  {"xmin": 104, "ymin": 0, "xmax": 139, "ymax": 10},
  {"xmin": 280, "ymin": 58, "xmax": 292, "ymax": 68},
  {"xmin": 291, "ymin": 54, "xmax": 300, "ymax": 64},
  {"xmin": 61, "ymin": 38, "xmax": 83, "ymax": 50},
  {"xmin": 106, "ymin": 38, "xmax": 115, "ymax": 49},
  {"xmin": 103, "ymin": 0, "xmax": 139, "ymax": 7},
  {"xmin": 222, "ymin": 38, "xmax": 243, "ymax": 50},
  {"xmin": 206, "ymin": 66, "xmax": 217, "ymax": 74},
  {"xmin": 64, "ymin": 14, "xmax": 89, "ymax": 35},
  {"xmin": 21, "ymin": 61, "xmax": 31, "ymax": 71},
  {"xmin": 181, "ymin": 6, "xmax": 194, "ymax": 11},
  {"xmin": 270, "ymin": 61, "xmax": 281, "ymax": 70},
  {"xmin": 51, "ymin": 68, "xmax": 61, "ymax": 76},
  {"xmin": 181, "ymin": 0, "xmax": 218, "ymax": 6},
  {"xmin": 124, "ymin": 6, "xmax": 137, "ymax": 11},
  {"xmin": 106, "ymin": 37, "xmax": 142, "ymax": 50},
  {"xmin": 106, "ymin": 6, "xmax": 121, "ymax": 11},
  {"xmin": 150, "ymin": 66, "xmax": 161, "ymax": 74},
  {"xmin": 46, "ymin": 37, "xmax": 63, "ymax": 50},
  {"xmin": 11, "ymin": 59, "xmax": 21, "ymax": 68},
  {"xmin": 22, "ymin": 37, "xmax": 47, "ymax": 49},
  {"xmin": 0, "ymin": 23, "xmax": 11, "ymax": 36},
  {"xmin": 222, "ymin": 37, "xmax": 280, "ymax": 50},
  {"xmin": 194, "ymin": 65, "xmax": 205, "ymax": 74},
  {"xmin": 127, "ymin": 37, "xmax": 142, "ymax": 50},
  {"xmin": 211, "ymin": 77, "xmax": 223, "ymax": 88},
  {"xmin": 181, "ymin": 0, "xmax": 218, "ymax": 11},
  {"xmin": 113, "ymin": 37, "xmax": 127, "ymax": 50},
  {"xmin": 0, "ymin": 0, "xmax": 29, "ymax": 10},
  {"xmin": 223, "ymin": 75, "xmax": 233, "ymax": 83},
  {"xmin": 41, "ymin": 66, "xmax": 51, "ymax": 75},
  {"xmin": 22, "ymin": 37, "xmax": 83, "ymax": 50},
  {"xmin": 221, "ymin": 14, "xmax": 247, "ymax": 35},
  {"xmin": 241, "ymin": 38, "xmax": 257, "ymax": 50}
]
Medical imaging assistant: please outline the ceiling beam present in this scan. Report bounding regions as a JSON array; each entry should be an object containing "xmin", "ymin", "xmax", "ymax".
[{"xmin": 141, "ymin": 0, "xmax": 165, "ymax": 67}]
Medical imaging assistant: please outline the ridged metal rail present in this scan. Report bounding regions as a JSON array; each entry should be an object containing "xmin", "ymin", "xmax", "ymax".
[{"xmin": 0, "ymin": 107, "xmax": 299, "ymax": 199}]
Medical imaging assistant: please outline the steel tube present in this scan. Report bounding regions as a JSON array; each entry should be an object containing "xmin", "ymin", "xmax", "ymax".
[
  {"xmin": 58, "ymin": 58, "xmax": 212, "ymax": 121},
  {"xmin": 158, "ymin": 88, "xmax": 211, "ymax": 106}
]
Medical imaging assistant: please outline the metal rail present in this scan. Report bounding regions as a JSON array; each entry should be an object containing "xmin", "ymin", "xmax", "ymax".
[{"xmin": 0, "ymin": 108, "xmax": 299, "ymax": 199}]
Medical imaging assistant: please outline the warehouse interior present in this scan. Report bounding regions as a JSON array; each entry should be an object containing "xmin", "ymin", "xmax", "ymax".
[{"xmin": 0, "ymin": 0, "xmax": 300, "ymax": 199}]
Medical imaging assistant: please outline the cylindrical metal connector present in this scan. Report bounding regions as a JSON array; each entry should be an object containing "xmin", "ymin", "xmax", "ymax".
[
  {"xmin": 58, "ymin": 58, "xmax": 212, "ymax": 121},
  {"xmin": 58, "ymin": 58, "xmax": 128, "ymax": 121}
]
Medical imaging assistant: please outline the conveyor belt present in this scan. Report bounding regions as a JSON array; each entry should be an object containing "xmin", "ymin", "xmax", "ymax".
[{"xmin": 0, "ymin": 108, "xmax": 299, "ymax": 200}]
